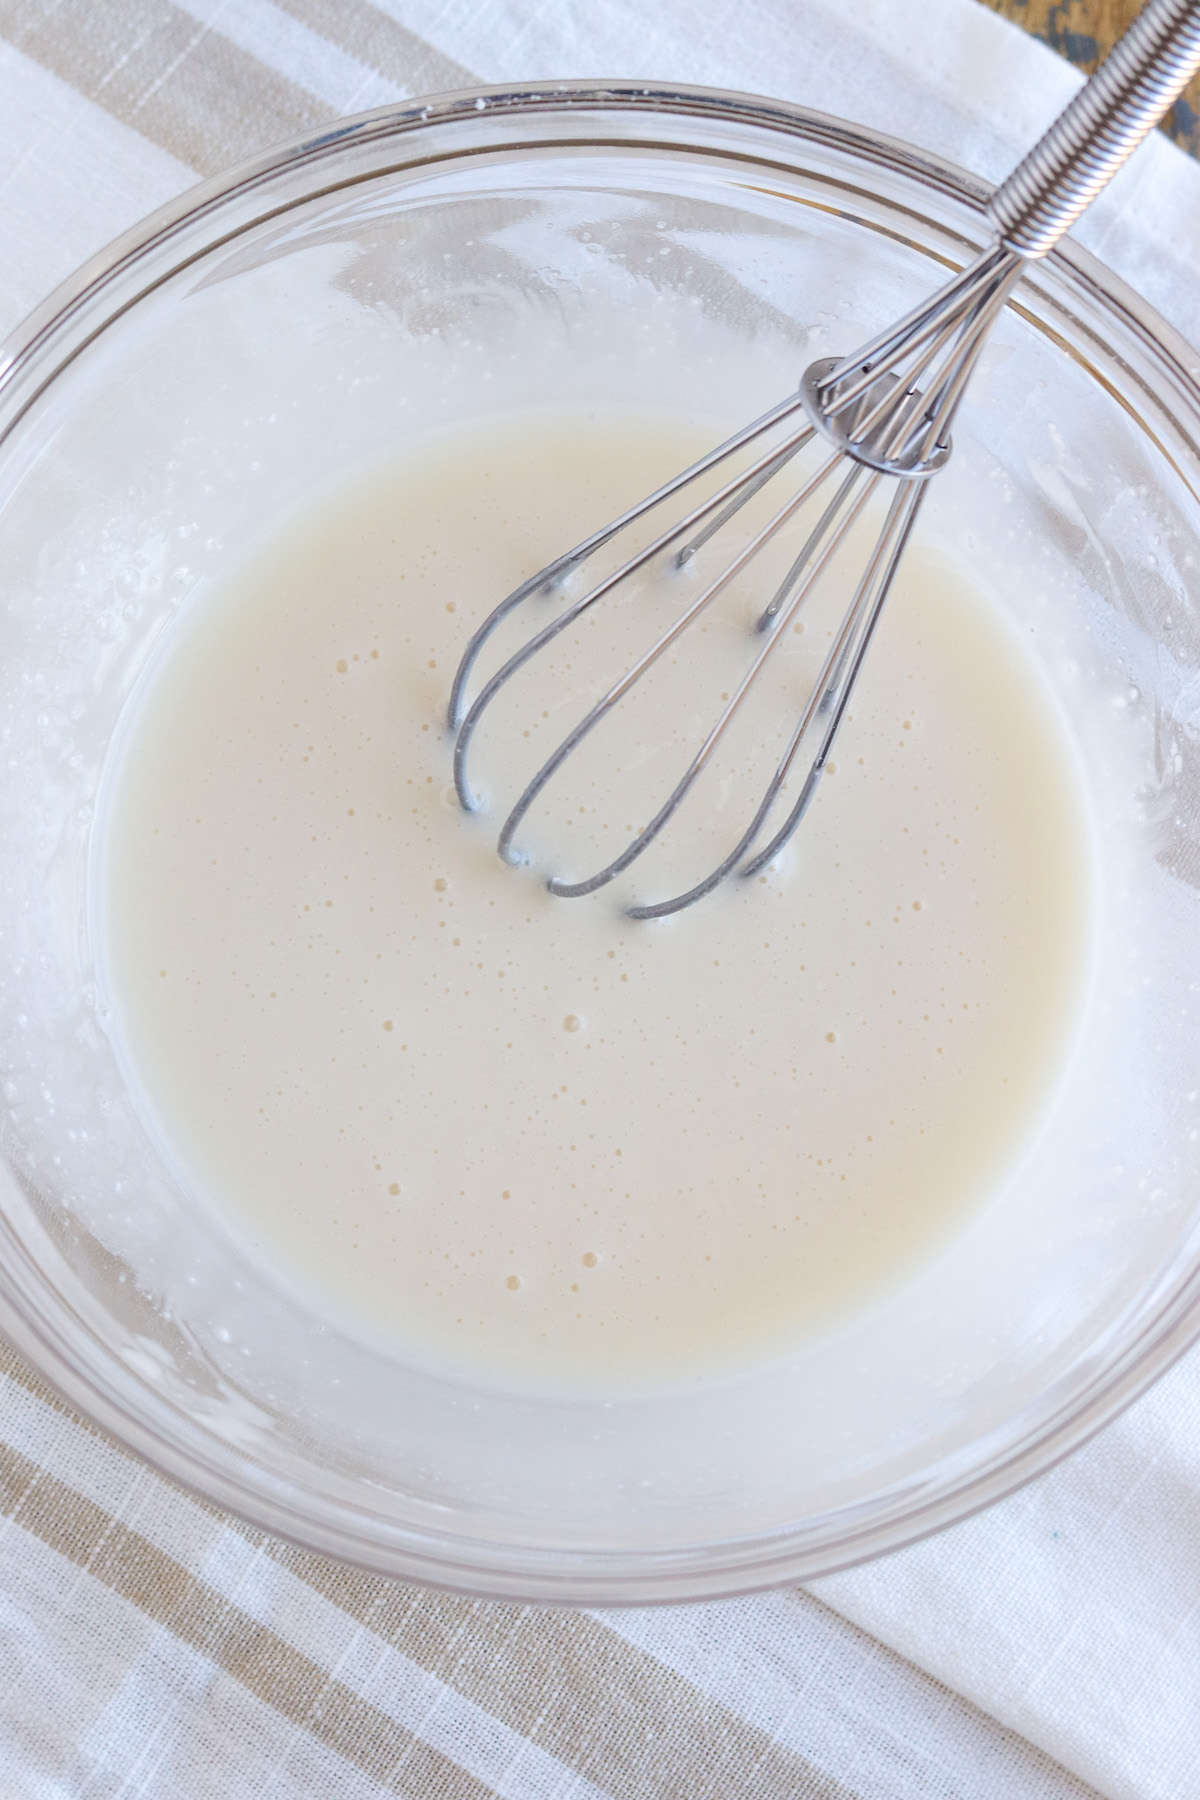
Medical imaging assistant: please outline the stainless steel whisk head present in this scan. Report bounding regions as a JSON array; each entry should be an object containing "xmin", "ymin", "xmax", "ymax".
[{"xmin": 449, "ymin": 0, "xmax": 1200, "ymax": 918}]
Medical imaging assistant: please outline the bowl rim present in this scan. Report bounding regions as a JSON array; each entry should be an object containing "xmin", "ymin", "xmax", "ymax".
[{"xmin": 3, "ymin": 77, "xmax": 1200, "ymax": 1604}]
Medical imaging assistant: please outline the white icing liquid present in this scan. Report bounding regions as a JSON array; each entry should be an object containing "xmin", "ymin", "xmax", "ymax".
[{"xmin": 102, "ymin": 412, "xmax": 1095, "ymax": 1389}]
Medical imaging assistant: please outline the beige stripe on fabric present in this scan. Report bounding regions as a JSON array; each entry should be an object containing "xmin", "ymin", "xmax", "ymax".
[
  {"xmin": 0, "ymin": 1347, "xmax": 852, "ymax": 1800},
  {"xmin": 271, "ymin": 0, "xmax": 476, "ymax": 98},
  {"xmin": 0, "ymin": 1343, "xmax": 93, "ymax": 1441},
  {"xmin": 0, "ymin": 0, "xmax": 330, "ymax": 174},
  {"xmin": 0, "ymin": 1430, "xmax": 495, "ymax": 1800},
  {"xmin": 271, "ymin": 1545, "xmax": 857, "ymax": 1800}
]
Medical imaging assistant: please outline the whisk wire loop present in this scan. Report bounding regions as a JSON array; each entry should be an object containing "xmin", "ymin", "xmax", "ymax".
[
  {"xmin": 451, "ymin": 410, "xmax": 823, "ymax": 814},
  {"xmin": 447, "ymin": 392, "xmax": 811, "ymax": 737},
  {"xmin": 545, "ymin": 467, "xmax": 879, "ymax": 901},
  {"xmin": 738, "ymin": 479, "xmax": 929, "ymax": 886},
  {"xmin": 455, "ymin": 238, "xmax": 1013, "ymax": 910},
  {"xmin": 629, "ymin": 476, "xmax": 913, "ymax": 919},
  {"xmin": 496, "ymin": 449, "xmax": 849, "ymax": 875},
  {"xmin": 758, "ymin": 461, "xmax": 868, "ymax": 630},
  {"xmin": 678, "ymin": 438, "xmax": 809, "ymax": 566}
]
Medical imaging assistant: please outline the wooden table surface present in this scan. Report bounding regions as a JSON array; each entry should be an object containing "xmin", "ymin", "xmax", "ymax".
[{"xmin": 980, "ymin": 0, "xmax": 1200, "ymax": 154}]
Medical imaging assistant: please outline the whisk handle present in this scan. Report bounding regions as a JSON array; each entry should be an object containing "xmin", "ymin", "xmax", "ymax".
[{"xmin": 987, "ymin": 0, "xmax": 1200, "ymax": 258}]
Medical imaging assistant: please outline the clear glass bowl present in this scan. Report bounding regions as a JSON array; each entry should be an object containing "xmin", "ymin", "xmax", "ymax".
[{"xmin": 2, "ymin": 82, "xmax": 1200, "ymax": 1603}]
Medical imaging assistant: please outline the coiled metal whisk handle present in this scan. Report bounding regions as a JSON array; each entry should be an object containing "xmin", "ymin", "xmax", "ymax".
[
  {"xmin": 808, "ymin": 0, "xmax": 1200, "ymax": 480},
  {"xmin": 989, "ymin": 0, "xmax": 1200, "ymax": 259}
]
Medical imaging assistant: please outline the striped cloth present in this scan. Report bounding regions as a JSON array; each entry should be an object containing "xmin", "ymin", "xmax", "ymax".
[
  {"xmin": 1, "ymin": 5, "xmax": 1198, "ymax": 1798},
  {"xmin": 2, "ymin": 1340, "xmax": 1102, "ymax": 1800}
]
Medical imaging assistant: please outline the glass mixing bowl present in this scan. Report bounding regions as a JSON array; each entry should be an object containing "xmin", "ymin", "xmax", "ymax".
[{"xmin": 2, "ymin": 83, "xmax": 1200, "ymax": 1604}]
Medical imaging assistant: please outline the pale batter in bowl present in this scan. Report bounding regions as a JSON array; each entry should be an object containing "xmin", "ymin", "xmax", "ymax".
[{"xmin": 103, "ymin": 410, "xmax": 1095, "ymax": 1389}]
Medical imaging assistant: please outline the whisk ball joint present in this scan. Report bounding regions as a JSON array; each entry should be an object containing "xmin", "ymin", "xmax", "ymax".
[
  {"xmin": 800, "ymin": 358, "xmax": 950, "ymax": 478},
  {"xmin": 447, "ymin": 0, "xmax": 1200, "ymax": 919}
]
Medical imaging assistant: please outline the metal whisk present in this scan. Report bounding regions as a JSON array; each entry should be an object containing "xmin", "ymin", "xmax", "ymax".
[{"xmin": 450, "ymin": 0, "xmax": 1200, "ymax": 919}]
